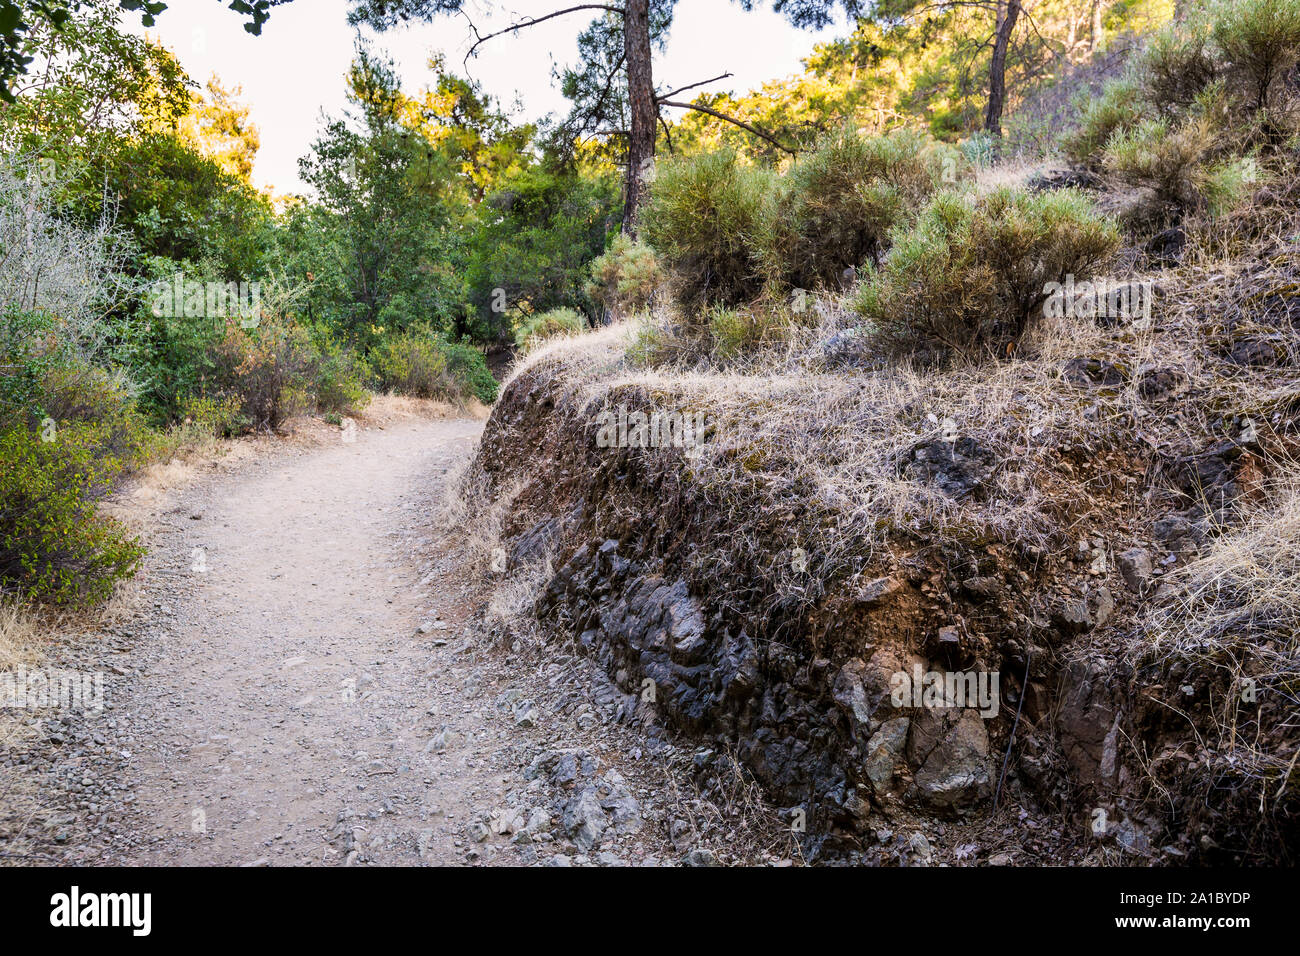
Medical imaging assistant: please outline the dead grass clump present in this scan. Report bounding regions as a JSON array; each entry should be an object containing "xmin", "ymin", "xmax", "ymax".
[{"xmin": 1140, "ymin": 477, "xmax": 1300, "ymax": 854}]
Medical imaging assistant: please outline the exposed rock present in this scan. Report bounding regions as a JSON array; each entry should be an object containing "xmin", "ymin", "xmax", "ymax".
[
  {"xmin": 561, "ymin": 787, "xmax": 609, "ymax": 851},
  {"xmin": 908, "ymin": 437, "xmax": 997, "ymax": 498},
  {"xmin": 1052, "ymin": 596, "xmax": 1092, "ymax": 635},
  {"xmin": 1057, "ymin": 660, "xmax": 1124, "ymax": 791},
  {"xmin": 863, "ymin": 717, "xmax": 910, "ymax": 794},
  {"xmin": 856, "ymin": 575, "xmax": 904, "ymax": 607},
  {"xmin": 1090, "ymin": 586, "xmax": 1115, "ymax": 629},
  {"xmin": 1117, "ymin": 549, "xmax": 1153, "ymax": 591},
  {"xmin": 913, "ymin": 711, "xmax": 991, "ymax": 809},
  {"xmin": 1152, "ymin": 514, "xmax": 1203, "ymax": 555},
  {"xmin": 683, "ymin": 847, "xmax": 720, "ymax": 867}
]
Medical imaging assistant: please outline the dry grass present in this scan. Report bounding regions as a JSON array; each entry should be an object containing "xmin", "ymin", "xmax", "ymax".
[
  {"xmin": 0, "ymin": 601, "xmax": 39, "ymax": 674},
  {"xmin": 1145, "ymin": 476, "xmax": 1300, "ymax": 801},
  {"xmin": 501, "ymin": 276, "xmax": 1247, "ymax": 618}
]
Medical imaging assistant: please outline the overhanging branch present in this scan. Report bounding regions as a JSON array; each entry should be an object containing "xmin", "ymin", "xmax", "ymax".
[
  {"xmin": 656, "ymin": 72, "xmax": 732, "ymax": 101},
  {"xmin": 658, "ymin": 100, "xmax": 799, "ymax": 154},
  {"xmin": 464, "ymin": 5, "xmax": 626, "ymax": 64}
]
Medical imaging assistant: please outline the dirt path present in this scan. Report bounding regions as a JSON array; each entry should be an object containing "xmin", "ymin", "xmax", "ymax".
[
  {"xmin": 79, "ymin": 414, "xmax": 513, "ymax": 865},
  {"xmin": 3, "ymin": 408, "xmax": 788, "ymax": 868}
]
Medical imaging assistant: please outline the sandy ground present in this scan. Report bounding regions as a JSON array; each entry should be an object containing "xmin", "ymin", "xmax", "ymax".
[
  {"xmin": 79, "ymin": 412, "xmax": 505, "ymax": 864},
  {"xmin": 2, "ymin": 400, "xmax": 794, "ymax": 867}
]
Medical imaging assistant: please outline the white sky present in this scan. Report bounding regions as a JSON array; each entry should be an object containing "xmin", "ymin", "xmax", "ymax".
[{"xmin": 129, "ymin": 0, "xmax": 840, "ymax": 195}]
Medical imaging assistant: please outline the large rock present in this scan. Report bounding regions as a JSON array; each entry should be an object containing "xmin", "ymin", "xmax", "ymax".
[
  {"xmin": 863, "ymin": 717, "xmax": 910, "ymax": 794},
  {"xmin": 913, "ymin": 711, "xmax": 991, "ymax": 809}
]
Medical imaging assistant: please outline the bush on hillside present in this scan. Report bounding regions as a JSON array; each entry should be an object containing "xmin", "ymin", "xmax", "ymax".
[
  {"xmin": 514, "ymin": 308, "xmax": 586, "ymax": 352},
  {"xmin": 1103, "ymin": 114, "xmax": 1219, "ymax": 213},
  {"xmin": 585, "ymin": 234, "xmax": 661, "ymax": 319},
  {"xmin": 771, "ymin": 126, "xmax": 960, "ymax": 289},
  {"xmin": 1063, "ymin": 76, "xmax": 1147, "ymax": 167},
  {"xmin": 640, "ymin": 150, "xmax": 777, "ymax": 310},
  {"xmin": 1212, "ymin": 0, "xmax": 1300, "ymax": 120},
  {"xmin": 1142, "ymin": 17, "xmax": 1220, "ymax": 117},
  {"xmin": 853, "ymin": 187, "xmax": 1120, "ymax": 362}
]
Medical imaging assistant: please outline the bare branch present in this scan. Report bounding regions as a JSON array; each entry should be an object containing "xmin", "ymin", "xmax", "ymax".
[
  {"xmin": 658, "ymin": 99, "xmax": 799, "ymax": 154},
  {"xmin": 464, "ymin": 5, "xmax": 625, "ymax": 65},
  {"xmin": 655, "ymin": 72, "xmax": 733, "ymax": 102},
  {"xmin": 658, "ymin": 113, "xmax": 675, "ymax": 155}
]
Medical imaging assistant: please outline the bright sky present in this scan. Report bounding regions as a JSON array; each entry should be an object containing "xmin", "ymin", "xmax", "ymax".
[{"xmin": 129, "ymin": 0, "xmax": 841, "ymax": 195}]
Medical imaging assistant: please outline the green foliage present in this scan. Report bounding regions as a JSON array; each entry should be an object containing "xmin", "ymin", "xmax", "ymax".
[
  {"xmin": 0, "ymin": 422, "xmax": 145, "ymax": 605},
  {"xmin": 207, "ymin": 311, "xmax": 318, "ymax": 432},
  {"xmin": 853, "ymin": 187, "xmax": 1120, "ymax": 361},
  {"xmin": 514, "ymin": 307, "xmax": 586, "ymax": 352},
  {"xmin": 1103, "ymin": 114, "xmax": 1218, "ymax": 211},
  {"xmin": 644, "ymin": 129, "xmax": 959, "ymax": 309},
  {"xmin": 585, "ymin": 234, "xmax": 661, "ymax": 319},
  {"xmin": 462, "ymin": 163, "xmax": 619, "ymax": 341},
  {"xmin": 436, "ymin": 338, "xmax": 497, "ymax": 404},
  {"xmin": 1211, "ymin": 0, "xmax": 1300, "ymax": 116},
  {"xmin": 1063, "ymin": 76, "xmax": 1146, "ymax": 167},
  {"xmin": 1067, "ymin": 0, "xmax": 1300, "ymax": 217},
  {"xmin": 290, "ymin": 48, "xmax": 543, "ymax": 348},
  {"xmin": 178, "ymin": 393, "xmax": 243, "ymax": 438},
  {"xmin": 0, "ymin": 307, "xmax": 149, "ymax": 607},
  {"xmin": 771, "ymin": 126, "xmax": 958, "ymax": 288},
  {"xmin": 641, "ymin": 150, "xmax": 777, "ymax": 309},
  {"xmin": 370, "ymin": 330, "xmax": 496, "ymax": 404},
  {"xmin": 707, "ymin": 303, "xmax": 798, "ymax": 362},
  {"xmin": 310, "ymin": 330, "xmax": 371, "ymax": 415}
]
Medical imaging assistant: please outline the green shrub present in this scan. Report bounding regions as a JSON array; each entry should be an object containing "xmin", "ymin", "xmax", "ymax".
[
  {"xmin": 1064, "ymin": 77, "xmax": 1147, "ymax": 167},
  {"xmin": 1212, "ymin": 0, "xmax": 1300, "ymax": 117},
  {"xmin": 0, "ymin": 308, "xmax": 65, "ymax": 422},
  {"xmin": 772, "ymin": 126, "xmax": 959, "ymax": 289},
  {"xmin": 1143, "ymin": 17, "xmax": 1220, "ymax": 116},
  {"xmin": 208, "ymin": 313, "xmax": 318, "ymax": 432},
  {"xmin": 853, "ymin": 187, "xmax": 1120, "ymax": 362},
  {"xmin": 438, "ymin": 339, "xmax": 498, "ymax": 405},
  {"xmin": 0, "ymin": 423, "xmax": 145, "ymax": 606},
  {"xmin": 586, "ymin": 234, "xmax": 661, "ymax": 319},
  {"xmin": 371, "ymin": 331, "xmax": 497, "ymax": 404},
  {"xmin": 1203, "ymin": 154, "xmax": 1266, "ymax": 215},
  {"xmin": 310, "ymin": 332, "xmax": 371, "ymax": 416},
  {"xmin": 1103, "ymin": 114, "xmax": 1218, "ymax": 211},
  {"xmin": 708, "ymin": 304, "xmax": 799, "ymax": 362},
  {"xmin": 641, "ymin": 150, "xmax": 777, "ymax": 309},
  {"xmin": 0, "ymin": 306, "xmax": 154, "ymax": 605},
  {"xmin": 182, "ymin": 393, "xmax": 244, "ymax": 436},
  {"xmin": 514, "ymin": 307, "xmax": 586, "ymax": 352}
]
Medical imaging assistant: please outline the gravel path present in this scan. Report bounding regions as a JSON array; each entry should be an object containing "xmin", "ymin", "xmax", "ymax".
[
  {"xmin": 74, "ymin": 414, "xmax": 508, "ymax": 865},
  {"xmin": 3, "ymin": 411, "xmax": 789, "ymax": 867}
]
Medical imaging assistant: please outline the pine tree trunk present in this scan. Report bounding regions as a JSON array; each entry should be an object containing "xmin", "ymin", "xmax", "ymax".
[
  {"xmin": 622, "ymin": 0, "xmax": 655, "ymax": 236},
  {"xmin": 984, "ymin": 0, "xmax": 1022, "ymax": 140}
]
